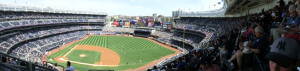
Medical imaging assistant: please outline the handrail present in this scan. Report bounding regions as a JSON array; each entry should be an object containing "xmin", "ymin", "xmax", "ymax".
[
  {"xmin": 43, "ymin": 61, "xmax": 65, "ymax": 71},
  {"xmin": 0, "ymin": 62, "xmax": 21, "ymax": 71},
  {"xmin": 0, "ymin": 52, "xmax": 55, "ymax": 71}
]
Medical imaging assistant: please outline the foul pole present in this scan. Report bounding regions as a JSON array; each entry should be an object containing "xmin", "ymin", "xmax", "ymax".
[{"xmin": 183, "ymin": 25, "xmax": 185, "ymax": 49}]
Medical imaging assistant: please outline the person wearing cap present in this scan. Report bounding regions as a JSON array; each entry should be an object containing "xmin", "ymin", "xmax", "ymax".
[{"xmin": 267, "ymin": 37, "xmax": 300, "ymax": 71}]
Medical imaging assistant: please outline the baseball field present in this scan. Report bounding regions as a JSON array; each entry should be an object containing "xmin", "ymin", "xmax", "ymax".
[{"xmin": 46, "ymin": 35, "xmax": 180, "ymax": 71}]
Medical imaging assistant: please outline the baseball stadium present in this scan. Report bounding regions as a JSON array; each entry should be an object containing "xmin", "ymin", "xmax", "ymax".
[{"xmin": 1, "ymin": 0, "xmax": 300, "ymax": 71}]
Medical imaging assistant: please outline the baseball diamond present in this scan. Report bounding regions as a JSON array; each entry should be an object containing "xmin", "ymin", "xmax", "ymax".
[{"xmin": 46, "ymin": 35, "xmax": 181, "ymax": 71}]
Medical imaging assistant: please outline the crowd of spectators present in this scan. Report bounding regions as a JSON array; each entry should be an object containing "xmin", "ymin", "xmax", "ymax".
[
  {"xmin": 1, "ymin": 55, "xmax": 34, "ymax": 71},
  {"xmin": 171, "ymin": 32, "xmax": 203, "ymax": 47},
  {"xmin": 0, "ymin": 11, "xmax": 105, "ymax": 20},
  {"xmin": 11, "ymin": 31, "xmax": 88, "ymax": 63},
  {"xmin": 0, "ymin": 4, "xmax": 108, "ymax": 71},
  {"xmin": 149, "ymin": 0, "xmax": 300, "ymax": 71},
  {"xmin": 102, "ymin": 26, "xmax": 134, "ymax": 33},
  {"xmin": 1, "ymin": 30, "xmax": 110, "ymax": 71},
  {"xmin": 0, "ymin": 25, "xmax": 103, "ymax": 53},
  {"xmin": 0, "ymin": 19, "xmax": 104, "ymax": 31},
  {"xmin": 1, "ymin": 52, "xmax": 61, "ymax": 71},
  {"xmin": 152, "ymin": 31, "xmax": 174, "ymax": 38}
]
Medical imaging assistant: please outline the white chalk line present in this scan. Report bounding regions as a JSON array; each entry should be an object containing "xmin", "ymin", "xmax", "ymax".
[{"xmin": 60, "ymin": 45, "xmax": 118, "ymax": 67}]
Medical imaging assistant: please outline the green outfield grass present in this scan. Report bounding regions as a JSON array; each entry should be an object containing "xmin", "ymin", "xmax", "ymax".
[
  {"xmin": 66, "ymin": 50, "xmax": 101, "ymax": 64},
  {"xmin": 48, "ymin": 36, "xmax": 176, "ymax": 71}
]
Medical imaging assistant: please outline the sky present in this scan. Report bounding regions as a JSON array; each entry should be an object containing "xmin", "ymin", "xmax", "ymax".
[{"xmin": 1, "ymin": 0, "xmax": 224, "ymax": 16}]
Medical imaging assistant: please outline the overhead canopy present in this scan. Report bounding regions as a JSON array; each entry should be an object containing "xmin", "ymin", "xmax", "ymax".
[{"xmin": 225, "ymin": 0, "xmax": 274, "ymax": 15}]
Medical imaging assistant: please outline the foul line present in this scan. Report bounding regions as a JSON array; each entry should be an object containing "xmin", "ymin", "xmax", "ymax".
[
  {"xmin": 60, "ymin": 45, "xmax": 118, "ymax": 67},
  {"xmin": 63, "ymin": 45, "xmax": 78, "ymax": 57}
]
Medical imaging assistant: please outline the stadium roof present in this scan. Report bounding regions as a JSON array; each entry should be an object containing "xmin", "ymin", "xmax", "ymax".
[
  {"xmin": 0, "ymin": 3, "xmax": 107, "ymax": 15},
  {"xmin": 225, "ymin": 0, "xmax": 274, "ymax": 15}
]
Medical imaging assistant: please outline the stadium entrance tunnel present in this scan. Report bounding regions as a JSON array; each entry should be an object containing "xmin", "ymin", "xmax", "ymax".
[{"xmin": 55, "ymin": 45, "xmax": 120, "ymax": 66}]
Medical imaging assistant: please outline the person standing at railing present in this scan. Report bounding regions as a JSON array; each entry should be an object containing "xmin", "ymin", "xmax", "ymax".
[
  {"xmin": 65, "ymin": 61, "xmax": 74, "ymax": 71},
  {"xmin": 53, "ymin": 63, "xmax": 59, "ymax": 71}
]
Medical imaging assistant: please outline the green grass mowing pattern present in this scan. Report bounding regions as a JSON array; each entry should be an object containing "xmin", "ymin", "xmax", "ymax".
[
  {"xmin": 66, "ymin": 50, "xmax": 101, "ymax": 64},
  {"xmin": 48, "ymin": 36, "xmax": 176, "ymax": 71}
]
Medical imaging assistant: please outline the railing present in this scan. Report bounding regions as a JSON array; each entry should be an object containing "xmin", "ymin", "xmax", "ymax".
[
  {"xmin": 0, "ymin": 52, "xmax": 55, "ymax": 71},
  {"xmin": 150, "ymin": 38, "xmax": 189, "ymax": 69},
  {"xmin": 43, "ymin": 61, "xmax": 65, "ymax": 71}
]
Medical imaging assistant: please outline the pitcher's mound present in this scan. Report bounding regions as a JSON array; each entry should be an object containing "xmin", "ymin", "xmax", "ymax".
[{"xmin": 80, "ymin": 54, "xmax": 87, "ymax": 57}]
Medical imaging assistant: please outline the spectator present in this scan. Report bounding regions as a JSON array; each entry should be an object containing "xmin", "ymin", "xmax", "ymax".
[
  {"xmin": 53, "ymin": 63, "xmax": 60, "ymax": 71},
  {"xmin": 290, "ymin": 5, "xmax": 300, "ymax": 34},
  {"xmin": 177, "ymin": 58, "xmax": 186, "ymax": 71},
  {"xmin": 9, "ymin": 58, "xmax": 17, "ymax": 65},
  {"xmin": 151, "ymin": 66, "xmax": 160, "ymax": 71},
  {"xmin": 65, "ymin": 61, "xmax": 74, "ymax": 71},
  {"xmin": 283, "ymin": 5, "xmax": 300, "ymax": 41},
  {"xmin": 249, "ymin": 26, "xmax": 269, "ymax": 70},
  {"xmin": 286, "ymin": 5, "xmax": 300, "ymax": 26},
  {"xmin": 199, "ymin": 63, "xmax": 222, "ymax": 71},
  {"xmin": 248, "ymin": 24, "xmax": 257, "ymax": 41},
  {"xmin": 229, "ymin": 40, "xmax": 247, "ymax": 69},
  {"xmin": 271, "ymin": 5, "xmax": 299, "ymax": 41},
  {"xmin": 261, "ymin": 8, "xmax": 272, "ymax": 34},
  {"xmin": 278, "ymin": 0, "xmax": 285, "ymax": 8},
  {"xmin": 266, "ymin": 37, "xmax": 300, "ymax": 71},
  {"xmin": 2, "ymin": 56, "xmax": 12, "ymax": 71}
]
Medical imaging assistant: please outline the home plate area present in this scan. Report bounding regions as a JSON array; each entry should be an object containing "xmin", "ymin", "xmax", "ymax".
[
  {"xmin": 54, "ymin": 45, "xmax": 120, "ymax": 66},
  {"xmin": 79, "ymin": 54, "xmax": 86, "ymax": 57}
]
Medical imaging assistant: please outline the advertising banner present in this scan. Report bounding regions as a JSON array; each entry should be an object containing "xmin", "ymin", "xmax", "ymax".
[
  {"xmin": 119, "ymin": 21, "xmax": 124, "ymax": 26},
  {"xmin": 124, "ymin": 22, "xmax": 130, "ymax": 26},
  {"xmin": 167, "ymin": 24, "xmax": 172, "ymax": 29},
  {"xmin": 147, "ymin": 22, "xmax": 154, "ymax": 27},
  {"xmin": 113, "ymin": 21, "xmax": 119, "ymax": 26}
]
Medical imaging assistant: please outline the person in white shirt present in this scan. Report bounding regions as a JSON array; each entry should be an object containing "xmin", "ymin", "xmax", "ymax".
[{"xmin": 65, "ymin": 61, "xmax": 74, "ymax": 71}]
